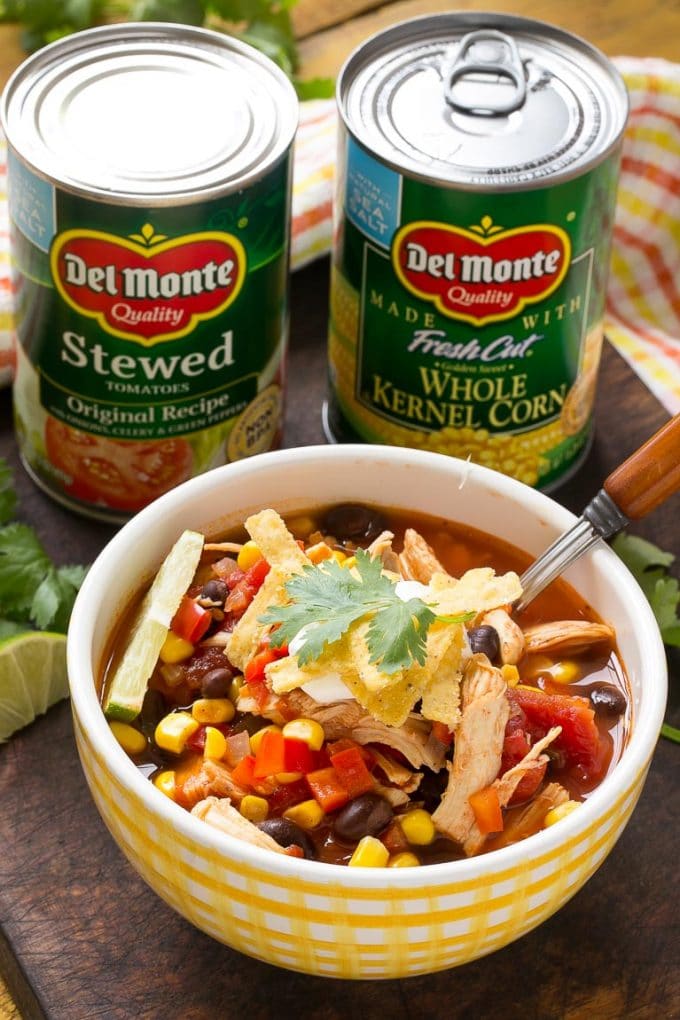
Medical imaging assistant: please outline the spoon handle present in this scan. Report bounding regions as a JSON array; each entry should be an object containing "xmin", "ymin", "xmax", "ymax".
[{"xmin": 604, "ymin": 413, "xmax": 680, "ymax": 519}]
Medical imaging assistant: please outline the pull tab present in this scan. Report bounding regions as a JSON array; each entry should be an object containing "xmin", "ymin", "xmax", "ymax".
[{"xmin": 445, "ymin": 29, "xmax": 527, "ymax": 117}]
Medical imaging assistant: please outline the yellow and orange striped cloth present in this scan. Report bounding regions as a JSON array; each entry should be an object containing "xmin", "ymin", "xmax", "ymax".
[{"xmin": 1, "ymin": 57, "xmax": 679, "ymax": 412}]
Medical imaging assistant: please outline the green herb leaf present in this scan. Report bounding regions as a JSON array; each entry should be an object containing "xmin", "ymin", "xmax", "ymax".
[
  {"xmin": 261, "ymin": 548, "xmax": 457, "ymax": 675},
  {"xmin": 292, "ymin": 75, "xmax": 335, "ymax": 100},
  {"xmin": 613, "ymin": 533, "xmax": 680, "ymax": 647},
  {"xmin": 0, "ymin": 523, "xmax": 53, "ymax": 618}
]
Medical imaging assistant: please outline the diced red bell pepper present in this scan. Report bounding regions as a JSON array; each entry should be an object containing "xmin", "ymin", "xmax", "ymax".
[
  {"xmin": 431, "ymin": 721, "xmax": 454, "ymax": 746},
  {"xmin": 284, "ymin": 738, "xmax": 316, "ymax": 775},
  {"xmin": 329, "ymin": 746, "xmax": 375, "ymax": 799},
  {"xmin": 171, "ymin": 596, "xmax": 212, "ymax": 644},
  {"xmin": 253, "ymin": 729, "xmax": 287, "ymax": 778},
  {"xmin": 306, "ymin": 766, "xmax": 350, "ymax": 813},
  {"xmin": 244, "ymin": 648, "xmax": 279, "ymax": 685},
  {"xmin": 231, "ymin": 754, "xmax": 256, "ymax": 788}
]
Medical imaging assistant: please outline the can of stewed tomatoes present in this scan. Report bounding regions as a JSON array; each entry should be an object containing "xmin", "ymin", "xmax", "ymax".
[
  {"xmin": 325, "ymin": 13, "xmax": 628, "ymax": 490},
  {"xmin": 1, "ymin": 23, "xmax": 297, "ymax": 521}
]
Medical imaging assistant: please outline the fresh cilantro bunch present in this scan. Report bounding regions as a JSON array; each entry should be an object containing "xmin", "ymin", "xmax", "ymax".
[
  {"xmin": 260, "ymin": 549, "xmax": 469, "ymax": 675},
  {"xmin": 613, "ymin": 532, "xmax": 680, "ymax": 743},
  {"xmin": 0, "ymin": 459, "xmax": 87, "ymax": 637},
  {"xmin": 0, "ymin": 0, "xmax": 334, "ymax": 99}
]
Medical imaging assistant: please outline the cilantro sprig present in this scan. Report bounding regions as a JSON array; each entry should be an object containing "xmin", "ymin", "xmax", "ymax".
[
  {"xmin": 613, "ymin": 533, "xmax": 680, "ymax": 744},
  {"xmin": 0, "ymin": 459, "xmax": 87, "ymax": 635},
  {"xmin": 260, "ymin": 548, "xmax": 471, "ymax": 675},
  {"xmin": 0, "ymin": 0, "xmax": 335, "ymax": 99}
]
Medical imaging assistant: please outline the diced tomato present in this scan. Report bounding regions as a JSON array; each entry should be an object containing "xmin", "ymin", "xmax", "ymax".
[
  {"xmin": 469, "ymin": 786, "xmax": 503, "ymax": 835},
  {"xmin": 512, "ymin": 686, "xmax": 604, "ymax": 776},
  {"xmin": 283, "ymin": 844, "xmax": 305, "ymax": 859},
  {"xmin": 171, "ymin": 596, "xmax": 212, "ymax": 643},
  {"xmin": 267, "ymin": 777, "xmax": 310, "ymax": 814},
  {"xmin": 253, "ymin": 729, "xmax": 287, "ymax": 778},
  {"xmin": 284, "ymin": 738, "xmax": 315, "ymax": 774},
  {"xmin": 185, "ymin": 722, "xmax": 233, "ymax": 753},
  {"xmin": 244, "ymin": 648, "xmax": 279, "ymax": 685},
  {"xmin": 509, "ymin": 759, "xmax": 548, "ymax": 805},
  {"xmin": 306, "ymin": 766, "xmax": 350, "ymax": 813},
  {"xmin": 224, "ymin": 559, "xmax": 271, "ymax": 618},
  {"xmin": 381, "ymin": 820, "xmax": 410, "ymax": 854},
  {"xmin": 329, "ymin": 746, "xmax": 375, "ymax": 798},
  {"xmin": 231, "ymin": 754, "xmax": 256, "ymax": 788}
]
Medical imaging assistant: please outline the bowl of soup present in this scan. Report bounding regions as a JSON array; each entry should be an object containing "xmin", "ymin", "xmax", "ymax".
[{"xmin": 67, "ymin": 445, "xmax": 667, "ymax": 978}]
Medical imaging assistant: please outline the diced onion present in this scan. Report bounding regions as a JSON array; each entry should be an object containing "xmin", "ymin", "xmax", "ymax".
[{"xmin": 224, "ymin": 730, "xmax": 251, "ymax": 767}]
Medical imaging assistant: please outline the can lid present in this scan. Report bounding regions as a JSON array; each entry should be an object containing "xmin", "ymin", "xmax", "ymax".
[
  {"xmin": 1, "ymin": 23, "xmax": 298, "ymax": 203},
  {"xmin": 338, "ymin": 13, "xmax": 628, "ymax": 188}
]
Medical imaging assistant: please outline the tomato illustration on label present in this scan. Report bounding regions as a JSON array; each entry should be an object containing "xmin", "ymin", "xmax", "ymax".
[
  {"xmin": 392, "ymin": 216, "xmax": 571, "ymax": 326},
  {"xmin": 45, "ymin": 417, "xmax": 193, "ymax": 511},
  {"xmin": 50, "ymin": 223, "xmax": 246, "ymax": 345}
]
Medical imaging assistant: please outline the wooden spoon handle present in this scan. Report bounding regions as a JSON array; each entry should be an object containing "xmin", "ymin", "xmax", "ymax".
[{"xmin": 604, "ymin": 413, "xmax": 680, "ymax": 519}]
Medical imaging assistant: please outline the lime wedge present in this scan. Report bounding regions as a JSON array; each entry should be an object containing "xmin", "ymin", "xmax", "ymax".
[
  {"xmin": 0, "ymin": 631, "xmax": 68, "ymax": 742},
  {"xmin": 103, "ymin": 529, "xmax": 204, "ymax": 722}
]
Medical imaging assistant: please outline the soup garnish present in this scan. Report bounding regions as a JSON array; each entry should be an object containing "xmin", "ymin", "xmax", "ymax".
[{"xmin": 102, "ymin": 505, "xmax": 628, "ymax": 866}]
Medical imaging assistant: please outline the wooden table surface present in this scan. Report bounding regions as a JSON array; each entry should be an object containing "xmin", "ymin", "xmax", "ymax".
[{"xmin": 0, "ymin": 3, "xmax": 679, "ymax": 1018}]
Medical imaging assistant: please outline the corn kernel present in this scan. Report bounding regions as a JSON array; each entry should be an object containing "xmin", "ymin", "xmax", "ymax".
[
  {"xmin": 348, "ymin": 835, "xmax": 389, "ymax": 868},
  {"xmin": 282, "ymin": 717, "xmax": 325, "ymax": 751},
  {"xmin": 240, "ymin": 795, "xmax": 269, "ymax": 822},
  {"xmin": 192, "ymin": 698, "xmax": 235, "ymax": 724},
  {"xmin": 159, "ymin": 632, "xmax": 195, "ymax": 664},
  {"xmin": 543, "ymin": 800, "xmax": 580, "ymax": 828},
  {"xmin": 398, "ymin": 808, "xmax": 436, "ymax": 846},
  {"xmin": 283, "ymin": 799, "xmax": 324, "ymax": 830},
  {"xmin": 343, "ymin": 555, "xmax": 357, "ymax": 570},
  {"xmin": 516, "ymin": 683, "xmax": 544, "ymax": 694},
  {"xmin": 275, "ymin": 771, "xmax": 304, "ymax": 784},
  {"xmin": 306, "ymin": 541, "xmax": 333, "ymax": 564},
  {"xmin": 153, "ymin": 770, "xmax": 176, "ymax": 800},
  {"xmin": 237, "ymin": 540, "xmax": 263, "ymax": 571},
  {"xmin": 331, "ymin": 550, "xmax": 347, "ymax": 564},
  {"xmin": 154, "ymin": 712, "xmax": 199, "ymax": 754},
  {"xmin": 249, "ymin": 724, "xmax": 282, "ymax": 755},
  {"xmin": 204, "ymin": 726, "xmax": 228, "ymax": 760},
  {"xmin": 109, "ymin": 721, "xmax": 147, "ymax": 756},
  {"xmin": 286, "ymin": 515, "xmax": 316, "ymax": 539},
  {"xmin": 501, "ymin": 664, "xmax": 520, "ymax": 687},
  {"xmin": 228, "ymin": 675, "xmax": 244, "ymax": 703},
  {"xmin": 548, "ymin": 661, "xmax": 580, "ymax": 684},
  {"xmin": 388, "ymin": 852, "xmax": 421, "ymax": 868}
]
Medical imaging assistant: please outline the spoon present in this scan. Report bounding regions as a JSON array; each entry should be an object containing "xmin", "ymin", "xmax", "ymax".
[{"xmin": 516, "ymin": 413, "xmax": 680, "ymax": 612}]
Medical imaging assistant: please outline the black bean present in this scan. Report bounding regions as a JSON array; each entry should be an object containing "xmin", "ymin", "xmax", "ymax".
[
  {"xmin": 332, "ymin": 793, "xmax": 394, "ymax": 843},
  {"xmin": 418, "ymin": 768, "xmax": 449, "ymax": 813},
  {"xmin": 200, "ymin": 667, "xmax": 233, "ymax": 699},
  {"xmin": 589, "ymin": 682, "xmax": 627, "ymax": 717},
  {"xmin": 257, "ymin": 818, "xmax": 316, "ymax": 859},
  {"xmin": 199, "ymin": 579, "xmax": 229, "ymax": 606},
  {"xmin": 468, "ymin": 625, "xmax": 500, "ymax": 663},
  {"xmin": 322, "ymin": 504, "xmax": 387, "ymax": 543}
]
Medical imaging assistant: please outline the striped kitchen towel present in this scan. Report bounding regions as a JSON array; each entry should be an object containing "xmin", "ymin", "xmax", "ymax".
[{"xmin": 1, "ymin": 58, "xmax": 679, "ymax": 413}]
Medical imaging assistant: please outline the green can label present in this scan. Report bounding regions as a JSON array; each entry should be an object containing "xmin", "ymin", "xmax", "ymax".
[
  {"xmin": 9, "ymin": 156, "xmax": 290, "ymax": 518},
  {"xmin": 328, "ymin": 136, "xmax": 620, "ymax": 489}
]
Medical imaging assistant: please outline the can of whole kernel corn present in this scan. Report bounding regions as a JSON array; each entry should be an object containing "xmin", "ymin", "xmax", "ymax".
[
  {"xmin": 325, "ymin": 14, "xmax": 628, "ymax": 489},
  {"xmin": 1, "ymin": 23, "xmax": 297, "ymax": 521}
]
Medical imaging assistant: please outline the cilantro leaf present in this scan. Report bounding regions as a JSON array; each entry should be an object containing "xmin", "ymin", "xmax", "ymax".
[
  {"xmin": 613, "ymin": 534, "xmax": 680, "ymax": 647},
  {"xmin": 261, "ymin": 549, "xmax": 453, "ymax": 674},
  {"xmin": 0, "ymin": 523, "xmax": 53, "ymax": 618}
]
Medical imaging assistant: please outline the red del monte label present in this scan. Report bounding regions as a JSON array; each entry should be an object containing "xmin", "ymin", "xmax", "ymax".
[
  {"xmin": 392, "ymin": 216, "xmax": 571, "ymax": 326},
  {"xmin": 50, "ymin": 224, "xmax": 246, "ymax": 345}
]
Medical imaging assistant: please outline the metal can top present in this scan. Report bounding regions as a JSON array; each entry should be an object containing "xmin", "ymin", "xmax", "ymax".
[
  {"xmin": 1, "ymin": 22, "xmax": 298, "ymax": 204},
  {"xmin": 338, "ymin": 13, "xmax": 628, "ymax": 189}
]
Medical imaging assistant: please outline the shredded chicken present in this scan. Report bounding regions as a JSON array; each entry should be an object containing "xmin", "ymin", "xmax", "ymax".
[
  {"xmin": 461, "ymin": 726, "xmax": 562, "ymax": 855},
  {"xmin": 523, "ymin": 620, "xmax": 614, "ymax": 655},
  {"xmin": 398, "ymin": 529, "xmax": 448, "ymax": 582},
  {"xmin": 192, "ymin": 796, "xmax": 285, "ymax": 853},
  {"xmin": 366, "ymin": 530, "xmax": 401, "ymax": 573},
  {"xmin": 432, "ymin": 655, "xmax": 509, "ymax": 845},
  {"xmin": 481, "ymin": 608, "xmax": 526, "ymax": 665},
  {"xmin": 373, "ymin": 783, "xmax": 411, "ymax": 808},
  {"xmin": 499, "ymin": 782, "xmax": 570, "ymax": 845},
  {"xmin": 181, "ymin": 759, "xmax": 249, "ymax": 809},
  {"xmin": 370, "ymin": 747, "xmax": 422, "ymax": 793}
]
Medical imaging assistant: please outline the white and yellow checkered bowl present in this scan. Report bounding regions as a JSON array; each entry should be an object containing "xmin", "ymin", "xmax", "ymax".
[{"xmin": 67, "ymin": 445, "xmax": 667, "ymax": 979}]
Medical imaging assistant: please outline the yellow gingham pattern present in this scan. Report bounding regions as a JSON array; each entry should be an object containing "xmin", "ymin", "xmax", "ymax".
[{"xmin": 73, "ymin": 711, "xmax": 648, "ymax": 978}]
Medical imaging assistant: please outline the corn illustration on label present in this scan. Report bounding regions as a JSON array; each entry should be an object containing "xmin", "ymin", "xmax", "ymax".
[{"xmin": 327, "ymin": 137, "xmax": 621, "ymax": 490}]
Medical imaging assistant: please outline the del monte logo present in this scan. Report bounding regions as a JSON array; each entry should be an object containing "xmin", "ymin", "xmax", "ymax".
[
  {"xmin": 392, "ymin": 215, "xmax": 571, "ymax": 326},
  {"xmin": 50, "ymin": 223, "xmax": 246, "ymax": 344}
]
